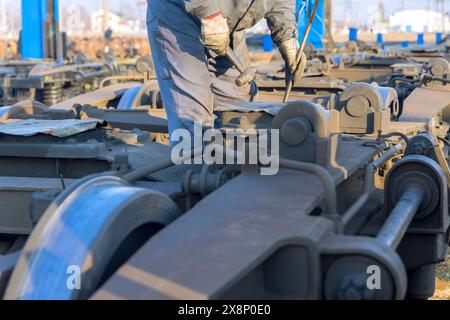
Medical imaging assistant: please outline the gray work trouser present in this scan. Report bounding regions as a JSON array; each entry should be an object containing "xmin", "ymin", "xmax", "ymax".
[{"xmin": 147, "ymin": 3, "xmax": 252, "ymax": 142}]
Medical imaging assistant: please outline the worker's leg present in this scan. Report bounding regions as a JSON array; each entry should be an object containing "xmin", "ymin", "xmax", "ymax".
[
  {"xmin": 147, "ymin": 5, "xmax": 215, "ymax": 143},
  {"xmin": 209, "ymin": 31, "xmax": 253, "ymax": 110}
]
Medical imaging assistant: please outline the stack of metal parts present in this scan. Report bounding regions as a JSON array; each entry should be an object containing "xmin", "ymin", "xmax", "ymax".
[{"xmin": 0, "ymin": 55, "xmax": 155, "ymax": 107}]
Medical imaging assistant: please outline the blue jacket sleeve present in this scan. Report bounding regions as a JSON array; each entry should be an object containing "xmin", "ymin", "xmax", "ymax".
[
  {"xmin": 183, "ymin": 0, "xmax": 221, "ymax": 19},
  {"xmin": 265, "ymin": 0, "xmax": 299, "ymax": 46}
]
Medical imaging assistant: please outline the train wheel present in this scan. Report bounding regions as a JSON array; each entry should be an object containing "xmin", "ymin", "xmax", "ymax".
[
  {"xmin": 117, "ymin": 81, "xmax": 161, "ymax": 110},
  {"xmin": 4, "ymin": 175, "xmax": 180, "ymax": 300}
]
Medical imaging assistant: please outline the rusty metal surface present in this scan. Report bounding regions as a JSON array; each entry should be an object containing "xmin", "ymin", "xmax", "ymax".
[
  {"xmin": 329, "ymin": 68, "xmax": 392, "ymax": 82},
  {"xmin": 85, "ymin": 108, "xmax": 169, "ymax": 133},
  {"xmin": 400, "ymin": 87, "xmax": 450, "ymax": 123},
  {"xmin": 51, "ymin": 82, "xmax": 138, "ymax": 109},
  {"xmin": 257, "ymin": 91, "xmax": 321, "ymax": 102},
  {"xmin": 93, "ymin": 139, "xmax": 378, "ymax": 300},
  {"xmin": 258, "ymin": 77, "xmax": 346, "ymax": 91},
  {"xmin": 1, "ymin": 45, "xmax": 450, "ymax": 300},
  {"xmin": 215, "ymin": 102, "xmax": 284, "ymax": 116},
  {"xmin": 0, "ymin": 177, "xmax": 75, "ymax": 234},
  {"xmin": 388, "ymin": 122, "xmax": 427, "ymax": 136},
  {"xmin": 0, "ymin": 126, "xmax": 187, "ymax": 236},
  {"xmin": 92, "ymin": 169, "xmax": 334, "ymax": 300},
  {"xmin": 28, "ymin": 63, "xmax": 109, "ymax": 77},
  {"xmin": 0, "ymin": 119, "xmax": 101, "ymax": 138}
]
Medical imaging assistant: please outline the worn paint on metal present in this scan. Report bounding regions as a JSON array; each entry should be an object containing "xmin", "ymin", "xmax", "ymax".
[{"xmin": 0, "ymin": 119, "xmax": 101, "ymax": 138}]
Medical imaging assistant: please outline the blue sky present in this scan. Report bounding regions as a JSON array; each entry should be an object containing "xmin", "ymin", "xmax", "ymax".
[{"xmin": 8, "ymin": 0, "xmax": 450, "ymax": 26}]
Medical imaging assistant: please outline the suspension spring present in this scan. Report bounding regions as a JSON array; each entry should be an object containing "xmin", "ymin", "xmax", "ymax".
[{"xmin": 42, "ymin": 85, "xmax": 63, "ymax": 106}]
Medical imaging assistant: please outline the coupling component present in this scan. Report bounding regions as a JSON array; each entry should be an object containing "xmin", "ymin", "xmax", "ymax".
[
  {"xmin": 273, "ymin": 100, "xmax": 339, "ymax": 167},
  {"xmin": 336, "ymin": 83, "xmax": 392, "ymax": 134}
]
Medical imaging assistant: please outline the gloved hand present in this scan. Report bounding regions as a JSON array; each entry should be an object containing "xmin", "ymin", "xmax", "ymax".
[
  {"xmin": 279, "ymin": 38, "xmax": 307, "ymax": 86},
  {"xmin": 201, "ymin": 12, "xmax": 230, "ymax": 56}
]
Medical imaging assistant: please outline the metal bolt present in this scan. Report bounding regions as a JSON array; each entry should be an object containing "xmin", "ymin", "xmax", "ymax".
[
  {"xmin": 346, "ymin": 96, "xmax": 367, "ymax": 117},
  {"xmin": 280, "ymin": 118, "xmax": 311, "ymax": 146},
  {"xmin": 338, "ymin": 275, "xmax": 375, "ymax": 300},
  {"xmin": 413, "ymin": 142, "xmax": 427, "ymax": 155}
]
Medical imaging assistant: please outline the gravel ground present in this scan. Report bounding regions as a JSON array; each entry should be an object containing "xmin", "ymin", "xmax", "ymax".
[{"xmin": 432, "ymin": 255, "xmax": 450, "ymax": 300}]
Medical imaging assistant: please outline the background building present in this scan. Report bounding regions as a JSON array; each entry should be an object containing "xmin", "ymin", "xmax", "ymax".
[
  {"xmin": 389, "ymin": 9, "xmax": 450, "ymax": 33},
  {"xmin": 0, "ymin": 0, "xmax": 449, "ymax": 41}
]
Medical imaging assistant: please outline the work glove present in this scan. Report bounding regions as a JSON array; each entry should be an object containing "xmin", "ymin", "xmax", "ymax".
[
  {"xmin": 279, "ymin": 38, "xmax": 307, "ymax": 86},
  {"xmin": 201, "ymin": 13, "xmax": 230, "ymax": 56}
]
